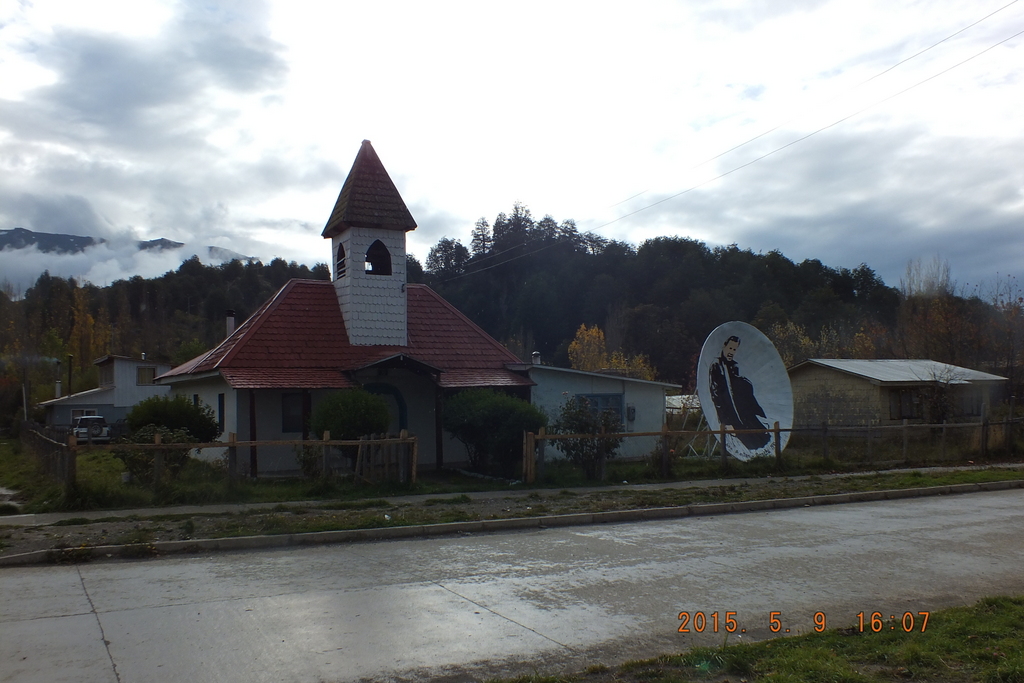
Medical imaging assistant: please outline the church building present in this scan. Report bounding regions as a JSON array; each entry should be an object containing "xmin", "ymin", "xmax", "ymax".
[{"xmin": 158, "ymin": 140, "xmax": 533, "ymax": 474}]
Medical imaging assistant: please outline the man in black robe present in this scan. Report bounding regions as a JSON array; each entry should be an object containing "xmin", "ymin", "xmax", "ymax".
[{"xmin": 709, "ymin": 335, "xmax": 770, "ymax": 450}]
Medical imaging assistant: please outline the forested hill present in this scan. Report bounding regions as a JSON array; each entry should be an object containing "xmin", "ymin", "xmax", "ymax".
[
  {"xmin": 2, "ymin": 202, "xmax": 1020, "ymax": 411},
  {"xmin": 421, "ymin": 204, "xmax": 1019, "ymax": 392}
]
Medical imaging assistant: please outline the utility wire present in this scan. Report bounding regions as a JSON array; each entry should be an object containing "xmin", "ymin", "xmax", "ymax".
[
  {"xmin": 437, "ymin": 23, "xmax": 1024, "ymax": 284},
  {"xmin": 604, "ymin": 0, "xmax": 1020, "ymax": 207},
  {"xmin": 592, "ymin": 26, "xmax": 1024, "ymax": 232}
]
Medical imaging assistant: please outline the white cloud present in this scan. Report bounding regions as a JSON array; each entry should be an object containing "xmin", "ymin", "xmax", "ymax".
[{"xmin": 0, "ymin": 0, "xmax": 1022, "ymax": 293}]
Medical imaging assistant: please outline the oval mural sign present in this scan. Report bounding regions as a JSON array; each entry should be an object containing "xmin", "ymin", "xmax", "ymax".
[{"xmin": 696, "ymin": 321, "xmax": 793, "ymax": 461}]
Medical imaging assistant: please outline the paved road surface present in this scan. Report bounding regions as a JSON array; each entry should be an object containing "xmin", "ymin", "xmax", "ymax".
[{"xmin": 3, "ymin": 489, "xmax": 1023, "ymax": 682}]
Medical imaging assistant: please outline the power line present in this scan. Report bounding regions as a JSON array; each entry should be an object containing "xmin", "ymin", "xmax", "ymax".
[
  {"xmin": 436, "ymin": 21, "xmax": 1024, "ymax": 284},
  {"xmin": 603, "ymin": 0, "xmax": 1020, "ymax": 208},
  {"xmin": 592, "ymin": 25, "xmax": 1024, "ymax": 232}
]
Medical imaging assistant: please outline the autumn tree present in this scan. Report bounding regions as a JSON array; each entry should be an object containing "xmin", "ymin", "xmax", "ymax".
[{"xmin": 568, "ymin": 324, "xmax": 608, "ymax": 372}]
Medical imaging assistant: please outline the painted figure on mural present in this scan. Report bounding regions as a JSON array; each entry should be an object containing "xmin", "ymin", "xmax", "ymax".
[{"xmin": 709, "ymin": 335, "xmax": 771, "ymax": 450}]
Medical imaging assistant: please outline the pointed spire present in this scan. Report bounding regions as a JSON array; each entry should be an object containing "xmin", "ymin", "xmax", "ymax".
[{"xmin": 322, "ymin": 140, "xmax": 417, "ymax": 238}]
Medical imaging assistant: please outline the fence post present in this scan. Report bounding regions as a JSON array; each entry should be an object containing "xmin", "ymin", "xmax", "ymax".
[
  {"xmin": 524, "ymin": 431, "xmax": 536, "ymax": 483},
  {"xmin": 773, "ymin": 421, "xmax": 781, "ymax": 468},
  {"xmin": 320, "ymin": 430, "xmax": 330, "ymax": 478},
  {"xmin": 355, "ymin": 435, "xmax": 366, "ymax": 482},
  {"xmin": 153, "ymin": 431, "xmax": 163, "ymax": 489},
  {"xmin": 821, "ymin": 421, "xmax": 829, "ymax": 463},
  {"xmin": 941, "ymin": 420, "xmax": 946, "ymax": 461},
  {"xmin": 981, "ymin": 415, "xmax": 989, "ymax": 459},
  {"xmin": 537, "ymin": 426, "xmax": 546, "ymax": 481},
  {"xmin": 661, "ymin": 423, "xmax": 670, "ymax": 478},
  {"xmin": 410, "ymin": 433, "xmax": 418, "ymax": 484},
  {"xmin": 719, "ymin": 425, "xmax": 728, "ymax": 468},
  {"xmin": 227, "ymin": 432, "xmax": 238, "ymax": 485},
  {"xmin": 66, "ymin": 433, "xmax": 78, "ymax": 494},
  {"xmin": 902, "ymin": 418, "xmax": 909, "ymax": 464},
  {"xmin": 1010, "ymin": 395, "xmax": 1017, "ymax": 457}
]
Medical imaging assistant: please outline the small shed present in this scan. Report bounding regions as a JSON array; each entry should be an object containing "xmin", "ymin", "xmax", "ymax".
[{"xmin": 788, "ymin": 359, "xmax": 1006, "ymax": 427}]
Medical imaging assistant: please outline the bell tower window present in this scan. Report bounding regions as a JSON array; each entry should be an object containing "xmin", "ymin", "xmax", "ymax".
[
  {"xmin": 336, "ymin": 244, "xmax": 346, "ymax": 280},
  {"xmin": 365, "ymin": 239, "xmax": 392, "ymax": 276}
]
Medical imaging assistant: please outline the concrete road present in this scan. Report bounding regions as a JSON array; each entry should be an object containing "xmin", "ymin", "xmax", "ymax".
[{"xmin": 3, "ymin": 489, "xmax": 1024, "ymax": 683}]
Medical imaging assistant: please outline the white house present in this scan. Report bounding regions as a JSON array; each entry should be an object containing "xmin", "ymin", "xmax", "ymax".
[{"xmin": 40, "ymin": 354, "xmax": 171, "ymax": 426}]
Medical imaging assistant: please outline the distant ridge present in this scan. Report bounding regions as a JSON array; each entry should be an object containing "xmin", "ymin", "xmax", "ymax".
[{"xmin": 0, "ymin": 228, "xmax": 251, "ymax": 262}]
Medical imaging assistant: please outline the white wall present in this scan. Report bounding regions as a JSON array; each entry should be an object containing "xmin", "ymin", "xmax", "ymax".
[{"xmin": 528, "ymin": 366, "xmax": 669, "ymax": 459}]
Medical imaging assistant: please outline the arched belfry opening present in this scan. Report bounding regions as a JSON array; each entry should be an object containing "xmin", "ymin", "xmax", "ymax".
[
  {"xmin": 365, "ymin": 240, "xmax": 392, "ymax": 276},
  {"xmin": 322, "ymin": 140, "xmax": 417, "ymax": 345},
  {"xmin": 336, "ymin": 244, "xmax": 346, "ymax": 280}
]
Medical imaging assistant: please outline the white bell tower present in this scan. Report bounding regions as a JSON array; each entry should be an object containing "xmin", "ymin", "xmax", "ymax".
[{"xmin": 322, "ymin": 141, "xmax": 417, "ymax": 346}]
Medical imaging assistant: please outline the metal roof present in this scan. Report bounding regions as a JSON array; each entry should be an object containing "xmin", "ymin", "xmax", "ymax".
[{"xmin": 790, "ymin": 359, "xmax": 1006, "ymax": 385}]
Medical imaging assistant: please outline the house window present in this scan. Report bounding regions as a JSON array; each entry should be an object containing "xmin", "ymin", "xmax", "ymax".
[
  {"xmin": 193, "ymin": 394, "xmax": 200, "ymax": 406},
  {"xmin": 576, "ymin": 393, "xmax": 625, "ymax": 426},
  {"xmin": 71, "ymin": 409, "xmax": 97, "ymax": 420},
  {"xmin": 218, "ymin": 393, "xmax": 225, "ymax": 433},
  {"xmin": 336, "ymin": 244, "xmax": 346, "ymax": 280},
  {"xmin": 365, "ymin": 240, "xmax": 392, "ymax": 276},
  {"xmin": 99, "ymin": 365, "xmax": 114, "ymax": 386},
  {"xmin": 888, "ymin": 389, "xmax": 920, "ymax": 420},
  {"xmin": 282, "ymin": 393, "xmax": 304, "ymax": 433},
  {"xmin": 137, "ymin": 367, "xmax": 157, "ymax": 385}
]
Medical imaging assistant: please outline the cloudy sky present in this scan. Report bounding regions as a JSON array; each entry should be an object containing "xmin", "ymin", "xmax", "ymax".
[{"xmin": 1, "ymin": 0, "xmax": 1022, "ymax": 294}]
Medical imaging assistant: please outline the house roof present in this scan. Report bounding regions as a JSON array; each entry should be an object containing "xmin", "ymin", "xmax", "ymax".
[
  {"xmin": 321, "ymin": 140, "xmax": 417, "ymax": 238},
  {"xmin": 159, "ymin": 280, "xmax": 532, "ymax": 390},
  {"xmin": 789, "ymin": 359, "xmax": 1007, "ymax": 386},
  {"xmin": 507, "ymin": 363, "xmax": 681, "ymax": 389},
  {"xmin": 39, "ymin": 386, "xmax": 114, "ymax": 407}
]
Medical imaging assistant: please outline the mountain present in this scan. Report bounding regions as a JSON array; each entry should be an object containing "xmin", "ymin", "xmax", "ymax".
[
  {"xmin": 0, "ymin": 227, "xmax": 99, "ymax": 254},
  {"xmin": 0, "ymin": 227, "xmax": 191, "ymax": 254},
  {"xmin": 0, "ymin": 228, "xmax": 250, "ymax": 261}
]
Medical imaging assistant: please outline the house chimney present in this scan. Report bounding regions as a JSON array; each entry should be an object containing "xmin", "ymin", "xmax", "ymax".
[
  {"xmin": 532, "ymin": 351, "xmax": 541, "ymax": 365},
  {"xmin": 55, "ymin": 379, "xmax": 62, "ymax": 399},
  {"xmin": 226, "ymin": 309, "xmax": 236, "ymax": 337},
  {"xmin": 141, "ymin": 352, "xmax": 146, "ymax": 361}
]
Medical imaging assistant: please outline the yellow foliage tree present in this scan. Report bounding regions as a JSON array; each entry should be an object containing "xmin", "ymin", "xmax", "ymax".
[
  {"xmin": 569, "ymin": 324, "xmax": 657, "ymax": 380},
  {"xmin": 568, "ymin": 324, "xmax": 607, "ymax": 372}
]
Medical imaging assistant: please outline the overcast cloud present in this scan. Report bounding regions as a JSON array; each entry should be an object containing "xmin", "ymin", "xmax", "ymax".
[{"xmin": 1, "ymin": 0, "xmax": 1022, "ymax": 295}]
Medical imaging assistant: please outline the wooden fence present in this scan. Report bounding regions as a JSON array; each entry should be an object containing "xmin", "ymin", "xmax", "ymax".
[
  {"xmin": 522, "ymin": 416, "xmax": 1023, "ymax": 483},
  {"xmin": 18, "ymin": 424, "xmax": 418, "ymax": 490}
]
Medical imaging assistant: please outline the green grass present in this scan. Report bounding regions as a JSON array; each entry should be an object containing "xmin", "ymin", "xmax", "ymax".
[
  {"xmin": 3, "ymin": 437, "xmax": 1023, "ymax": 514},
  {"xmin": 483, "ymin": 596, "xmax": 1024, "ymax": 683}
]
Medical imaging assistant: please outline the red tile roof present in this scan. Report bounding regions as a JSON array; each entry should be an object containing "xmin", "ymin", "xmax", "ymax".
[
  {"xmin": 321, "ymin": 140, "xmax": 416, "ymax": 237},
  {"xmin": 160, "ymin": 280, "xmax": 531, "ymax": 390}
]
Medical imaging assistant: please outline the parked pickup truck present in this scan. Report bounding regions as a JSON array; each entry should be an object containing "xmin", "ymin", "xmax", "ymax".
[{"xmin": 73, "ymin": 415, "xmax": 111, "ymax": 443}]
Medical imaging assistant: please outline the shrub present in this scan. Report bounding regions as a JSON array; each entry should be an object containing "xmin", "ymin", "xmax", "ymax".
[
  {"xmin": 310, "ymin": 389, "xmax": 392, "ymax": 440},
  {"xmin": 443, "ymin": 389, "xmax": 547, "ymax": 476},
  {"xmin": 116, "ymin": 424, "xmax": 195, "ymax": 485},
  {"xmin": 553, "ymin": 396, "xmax": 623, "ymax": 480},
  {"xmin": 126, "ymin": 394, "xmax": 219, "ymax": 442}
]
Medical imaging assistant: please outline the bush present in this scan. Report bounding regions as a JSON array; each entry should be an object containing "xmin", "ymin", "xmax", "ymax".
[
  {"xmin": 310, "ymin": 389, "xmax": 392, "ymax": 440},
  {"xmin": 116, "ymin": 424, "xmax": 196, "ymax": 485},
  {"xmin": 126, "ymin": 394, "xmax": 219, "ymax": 442},
  {"xmin": 553, "ymin": 396, "xmax": 623, "ymax": 480},
  {"xmin": 443, "ymin": 389, "xmax": 547, "ymax": 476}
]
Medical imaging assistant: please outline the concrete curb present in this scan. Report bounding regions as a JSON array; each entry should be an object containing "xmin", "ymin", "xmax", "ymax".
[{"xmin": 2, "ymin": 479, "xmax": 1023, "ymax": 567}]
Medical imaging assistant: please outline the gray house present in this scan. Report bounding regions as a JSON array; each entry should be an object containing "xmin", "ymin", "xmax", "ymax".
[
  {"xmin": 40, "ymin": 354, "xmax": 171, "ymax": 426},
  {"xmin": 509, "ymin": 361, "xmax": 679, "ymax": 459}
]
